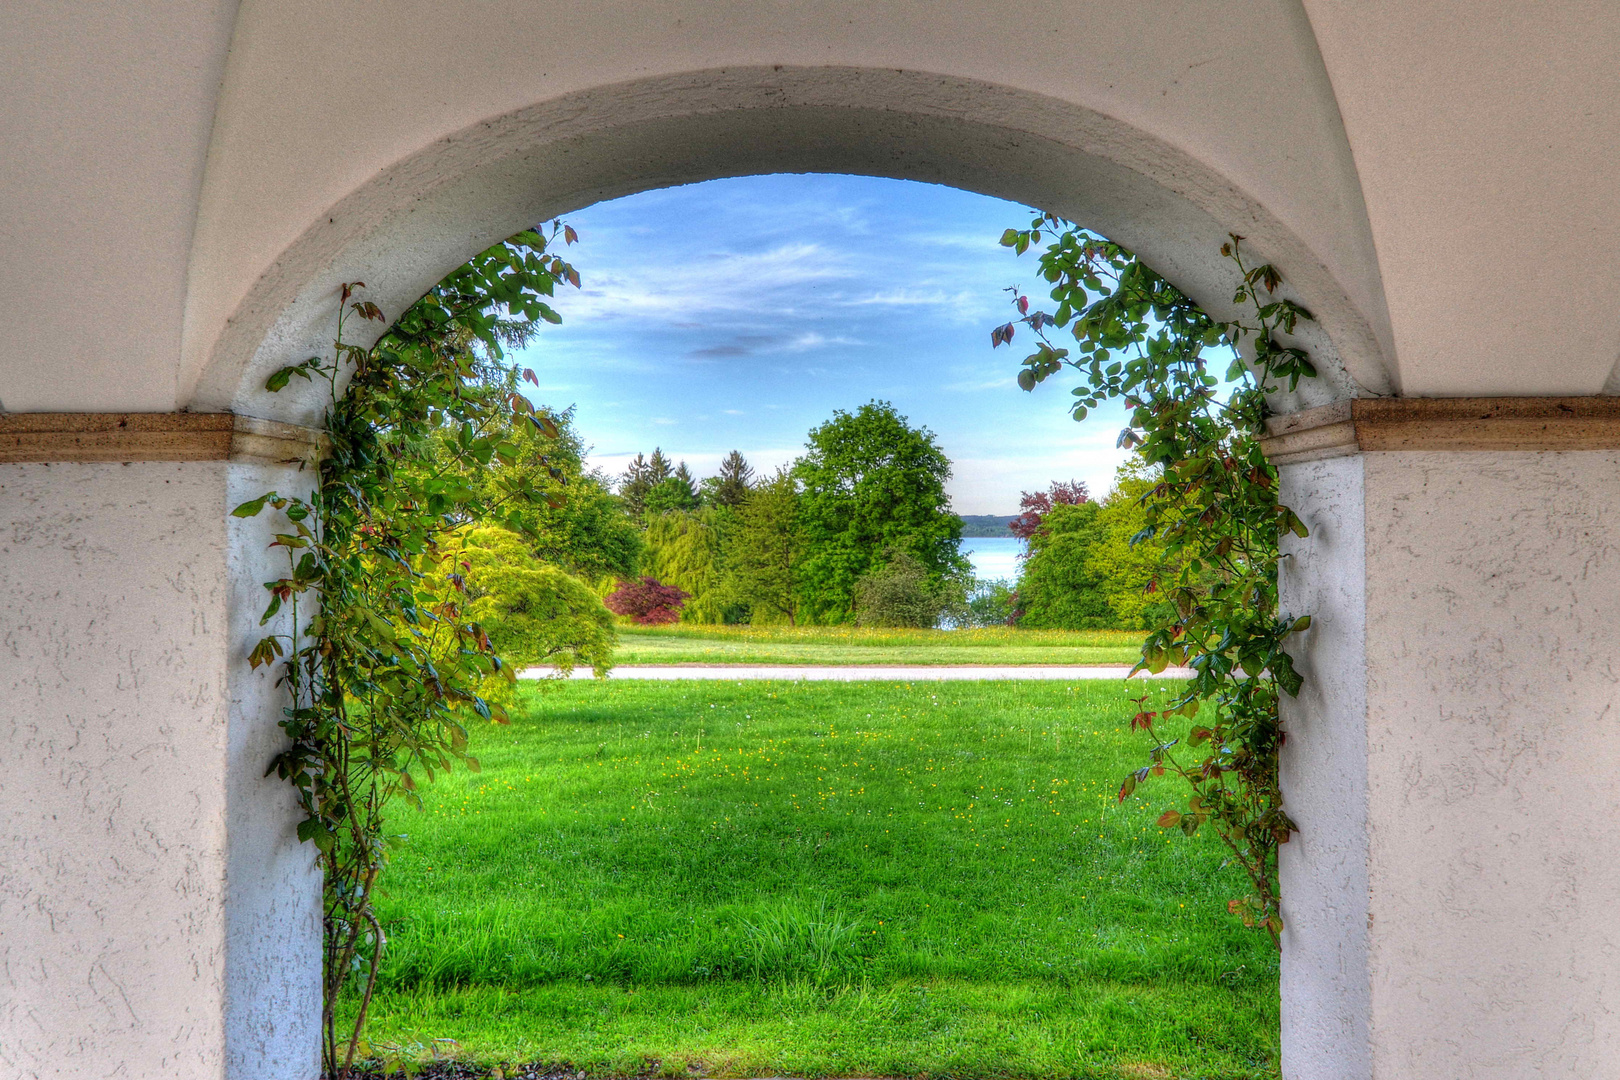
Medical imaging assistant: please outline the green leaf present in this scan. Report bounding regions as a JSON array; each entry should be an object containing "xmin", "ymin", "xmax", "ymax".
[{"xmin": 232, "ymin": 495, "xmax": 270, "ymax": 518}]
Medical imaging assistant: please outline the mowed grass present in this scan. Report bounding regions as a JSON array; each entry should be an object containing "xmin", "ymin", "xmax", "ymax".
[
  {"xmin": 611, "ymin": 625, "xmax": 1145, "ymax": 667},
  {"xmin": 354, "ymin": 679, "xmax": 1279, "ymax": 1078}
]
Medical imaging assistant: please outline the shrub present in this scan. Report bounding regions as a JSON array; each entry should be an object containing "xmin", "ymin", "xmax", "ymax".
[
  {"xmin": 604, "ymin": 576, "xmax": 690, "ymax": 624},
  {"xmin": 852, "ymin": 550, "xmax": 943, "ymax": 628}
]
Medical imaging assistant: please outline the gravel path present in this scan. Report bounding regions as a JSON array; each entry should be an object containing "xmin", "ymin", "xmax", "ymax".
[{"xmin": 521, "ymin": 664, "xmax": 1195, "ymax": 681}]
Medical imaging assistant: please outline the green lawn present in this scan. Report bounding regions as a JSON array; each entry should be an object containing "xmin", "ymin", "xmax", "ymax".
[
  {"xmin": 610, "ymin": 625, "xmax": 1146, "ymax": 667},
  {"xmin": 353, "ymin": 679, "xmax": 1279, "ymax": 1079}
]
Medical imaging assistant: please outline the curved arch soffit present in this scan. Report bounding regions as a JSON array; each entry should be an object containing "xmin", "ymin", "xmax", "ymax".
[{"xmin": 190, "ymin": 66, "xmax": 1394, "ymax": 427}]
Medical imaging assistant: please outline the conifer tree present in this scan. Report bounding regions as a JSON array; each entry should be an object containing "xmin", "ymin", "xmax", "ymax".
[
  {"xmin": 710, "ymin": 450, "xmax": 755, "ymax": 507},
  {"xmin": 619, "ymin": 453, "xmax": 652, "ymax": 519}
]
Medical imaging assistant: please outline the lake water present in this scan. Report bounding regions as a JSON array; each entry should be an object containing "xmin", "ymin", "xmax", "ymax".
[{"xmin": 961, "ymin": 536, "xmax": 1023, "ymax": 584}]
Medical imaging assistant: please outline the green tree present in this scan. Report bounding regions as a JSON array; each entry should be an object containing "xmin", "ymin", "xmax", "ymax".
[
  {"xmin": 468, "ymin": 405, "xmax": 642, "ymax": 582},
  {"xmin": 618, "ymin": 453, "xmax": 653, "ymax": 519},
  {"xmin": 1087, "ymin": 462, "xmax": 1169, "ymax": 628},
  {"xmin": 704, "ymin": 449, "xmax": 755, "ymax": 507},
  {"xmin": 456, "ymin": 526, "xmax": 615, "ymax": 676},
  {"xmin": 644, "ymin": 506, "xmax": 731, "ymax": 623},
  {"xmin": 1014, "ymin": 501, "xmax": 1113, "ymax": 629},
  {"xmin": 618, "ymin": 448, "xmax": 675, "ymax": 520},
  {"xmin": 720, "ymin": 468, "xmax": 803, "ymax": 625},
  {"xmin": 792, "ymin": 400, "xmax": 968, "ymax": 623},
  {"xmin": 1012, "ymin": 462, "xmax": 1167, "ymax": 630},
  {"xmin": 645, "ymin": 469, "xmax": 700, "ymax": 516}
]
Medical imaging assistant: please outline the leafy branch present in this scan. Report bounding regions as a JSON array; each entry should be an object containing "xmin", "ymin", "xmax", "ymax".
[{"xmin": 994, "ymin": 219, "xmax": 1314, "ymax": 945}]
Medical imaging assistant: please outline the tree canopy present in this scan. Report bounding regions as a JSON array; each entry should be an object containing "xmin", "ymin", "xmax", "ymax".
[{"xmin": 791, "ymin": 400, "xmax": 968, "ymax": 623}]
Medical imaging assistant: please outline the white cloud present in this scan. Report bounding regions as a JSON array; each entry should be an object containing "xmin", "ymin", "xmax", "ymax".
[{"xmin": 555, "ymin": 242, "xmax": 853, "ymax": 324}]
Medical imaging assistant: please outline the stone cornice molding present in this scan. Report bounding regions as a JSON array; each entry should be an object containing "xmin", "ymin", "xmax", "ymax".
[
  {"xmin": 1260, "ymin": 398, "xmax": 1620, "ymax": 465},
  {"xmin": 0, "ymin": 413, "xmax": 329, "ymax": 465}
]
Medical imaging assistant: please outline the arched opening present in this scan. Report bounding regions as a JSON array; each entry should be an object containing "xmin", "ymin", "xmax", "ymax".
[{"xmin": 290, "ymin": 165, "xmax": 1296, "ymax": 1075}]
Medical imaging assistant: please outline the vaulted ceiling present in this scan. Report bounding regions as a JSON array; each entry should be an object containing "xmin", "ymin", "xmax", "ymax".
[{"xmin": 4, "ymin": 1, "xmax": 1615, "ymax": 417}]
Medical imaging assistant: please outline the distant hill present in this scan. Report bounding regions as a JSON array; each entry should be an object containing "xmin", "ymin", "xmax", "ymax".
[{"xmin": 956, "ymin": 514, "xmax": 1017, "ymax": 538}]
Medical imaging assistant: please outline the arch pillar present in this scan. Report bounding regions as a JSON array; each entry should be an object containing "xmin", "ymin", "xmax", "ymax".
[
  {"xmin": 1273, "ymin": 401, "xmax": 1620, "ymax": 1078},
  {"xmin": 0, "ymin": 420, "xmax": 325, "ymax": 1080}
]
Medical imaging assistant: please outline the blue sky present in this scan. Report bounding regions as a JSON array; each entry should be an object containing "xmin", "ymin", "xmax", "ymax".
[{"xmin": 513, "ymin": 174, "xmax": 1132, "ymax": 515}]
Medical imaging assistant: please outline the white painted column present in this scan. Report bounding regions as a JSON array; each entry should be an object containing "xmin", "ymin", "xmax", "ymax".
[
  {"xmin": 1, "ymin": 461, "xmax": 321, "ymax": 1080},
  {"xmin": 1279, "ymin": 450, "xmax": 1620, "ymax": 1078}
]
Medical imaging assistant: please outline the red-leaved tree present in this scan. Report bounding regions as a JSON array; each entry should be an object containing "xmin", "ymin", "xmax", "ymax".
[
  {"xmin": 1008, "ymin": 480, "xmax": 1090, "ymax": 540},
  {"xmin": 604, "ymin": 576, "xmax": 690, "ymax": 624}
]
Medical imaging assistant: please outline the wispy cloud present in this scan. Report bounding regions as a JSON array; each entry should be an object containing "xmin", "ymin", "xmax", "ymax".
[{"xmin": 516, "ymin": 173, "xmax": 1119, "ymax": 514}]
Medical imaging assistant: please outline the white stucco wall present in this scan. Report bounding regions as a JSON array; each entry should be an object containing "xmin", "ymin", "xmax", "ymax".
[
  {"xmin": 1280, "ymin": 450, "xmax": 1620, "ymax": 1078},
  {"xmin": 0, "ymin": 462, "xmax": 319, "ymax": 1080},
  {"xmin": 1278, "ymin": 453, "xmax": 1371, "ymax": 1080},
  {"xmin": 224, "ymin": 463, "xmax": 322, "ymax": 1079}
]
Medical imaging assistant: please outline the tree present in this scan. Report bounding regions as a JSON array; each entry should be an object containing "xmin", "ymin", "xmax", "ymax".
[
  {"xmin": 604, "ymin": 576, "xmax": 690, "ymax": 624},
  {"xmin": 1014, "ymin": 501, "xmax": 1112, "ymax": 628},
  {"xmin": 720, "ymin": 468, "xmax": 803, "ymax": 625},
  {"xmin": 1009, "ymin": 480, "xmax": 1090, "ymax": 540},
  {"xmin": 963, "ymin": 579, "xmax": 1018, "ymax": 627},
  {"xmin": 1011, "ymin": 464, "xmax": 1170, "ymax": 630},
  {"xmin": 645, "ymin": 506, "xmax": 731, "ymax": 623},
  {"xmin": 618, "ymin": 453, "xmax": 653, "ymax": 519},
  {"xmin": 792, "ymin": 400, "xmax": 968, "ymax": 623},
  {"xmin": 1085, "ymin": 462, "xmax": 1169, "ymax": 628},
  {"xmin": 454, "ymin": 526, "xmax": 615, "ymax": 677},
  {"xmin": 706, "ymin": 450, "xmax": 755, "ymax": 507},
  {"xmin": 468, "ymin": 404, "xmax": 642, "ymax": 582},
  {"xmin": 852, "ymin": 549, "xmax": 946, "ymax": 627}
]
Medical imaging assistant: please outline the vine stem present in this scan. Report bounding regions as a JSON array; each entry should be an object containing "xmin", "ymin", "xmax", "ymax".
[{"xmin": 342, "ymin": 906, "xmax": 387, "ymax": 1079}]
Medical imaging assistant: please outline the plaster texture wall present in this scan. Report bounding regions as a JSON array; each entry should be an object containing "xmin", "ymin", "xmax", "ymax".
[
  {"xmin": 1279, "ymin": 450, "xmax": 1620, "ymax": 1078},
  {"xmin": 0, "ymin": 0, "xmax": 240, "ymax": 413},
  {"xmin": 0, "ymin": 462, "xmax": 319, "ymax": 1080},
  {"xmin": 1278, "ymin": 454, "xmax": 1371, "ymax": 1080}
]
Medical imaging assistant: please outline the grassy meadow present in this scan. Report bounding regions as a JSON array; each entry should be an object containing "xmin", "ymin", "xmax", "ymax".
[
  {"xmin": 609, "ymin": 625, "xmax": 1146, "ymax": 667},
  {"xmin": 353, "ymin": 679, "xmax": 1279, "ymax": 1078}
]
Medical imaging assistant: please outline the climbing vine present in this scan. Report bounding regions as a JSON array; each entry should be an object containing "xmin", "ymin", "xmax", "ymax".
[
  {"xmin": 233, "ymin": 223, "xmax": 581, "ymax": 1076},
  {"xmin": 994, "ymin": 221, "xmax": 1315, "ymax": 945}
]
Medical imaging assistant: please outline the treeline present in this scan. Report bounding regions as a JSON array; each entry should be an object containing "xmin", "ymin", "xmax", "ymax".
[
  {"xmin": 441, "ymin": 389, "xmax": 1168, "ymax": 675},
  {"xmin": 610, "ymin": 400, "xmax": 978, "ymax": 627}
]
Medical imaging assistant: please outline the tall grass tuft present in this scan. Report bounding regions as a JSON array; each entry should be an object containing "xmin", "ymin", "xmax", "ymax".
[{"xmin": 737, "ymin": 899, "xmax": 865, "ymax": 983}]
